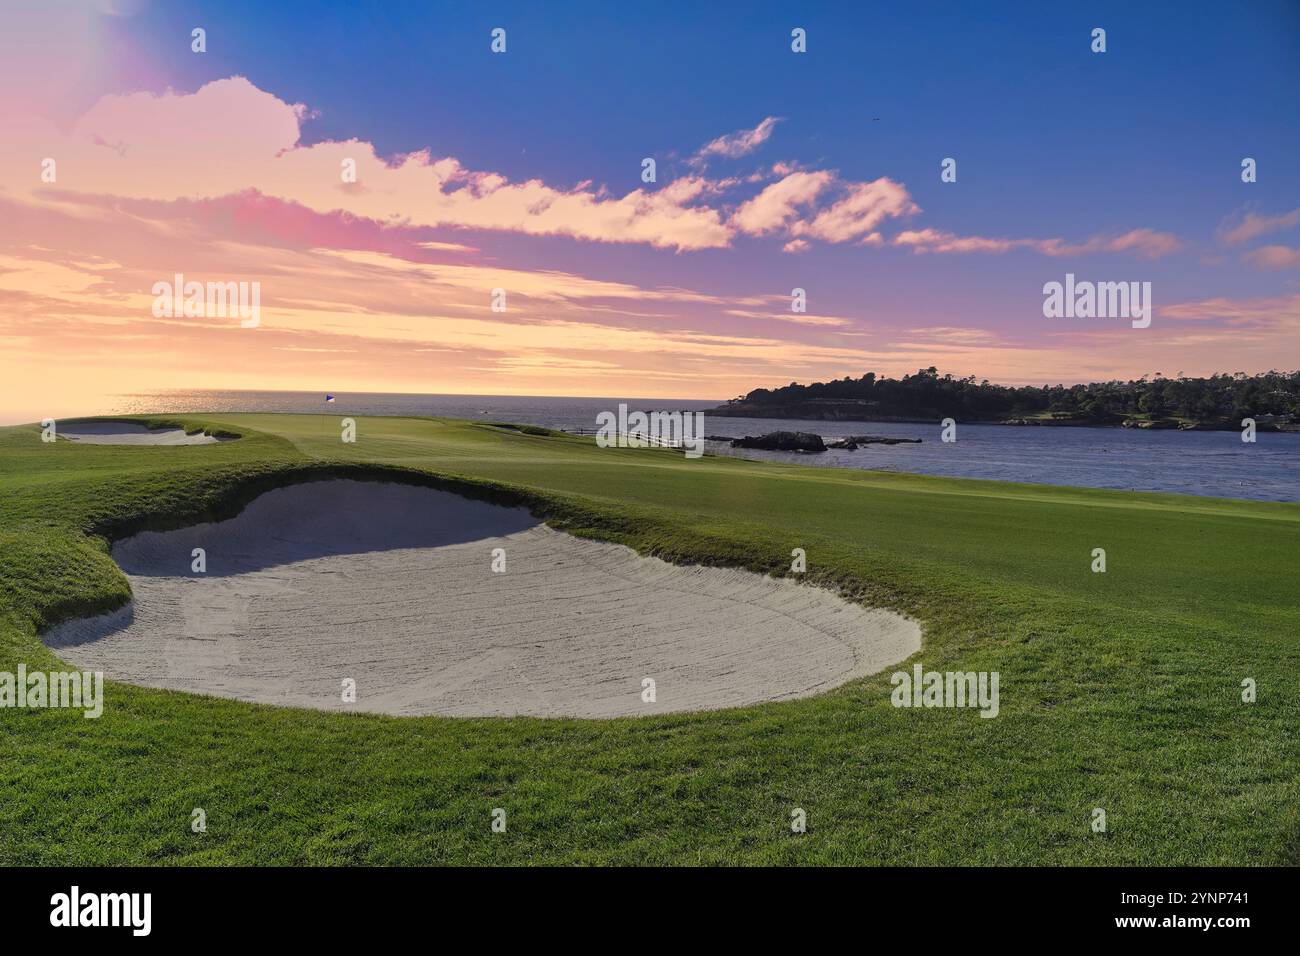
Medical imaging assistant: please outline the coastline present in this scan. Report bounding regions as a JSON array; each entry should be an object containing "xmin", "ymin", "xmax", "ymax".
[{"xmin": 706, "ymin": 405, "xmax": 1300, "ymax": 433}]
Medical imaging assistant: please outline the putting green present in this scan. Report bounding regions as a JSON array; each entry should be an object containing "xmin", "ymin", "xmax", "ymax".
[{"xmin": 1, "ymin": 413, "xmax": 1297, "ymax": 865}]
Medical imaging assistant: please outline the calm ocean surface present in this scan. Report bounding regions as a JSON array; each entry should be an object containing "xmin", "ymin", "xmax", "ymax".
[{"xmin": 111, "ymin": 390, "xmax": 1299, "ymax": 503}]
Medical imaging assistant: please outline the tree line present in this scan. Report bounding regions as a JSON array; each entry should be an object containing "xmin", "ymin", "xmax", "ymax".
[{"xmin": 723, "ymin": 367, "xmax": 1300, "ymax": 424}]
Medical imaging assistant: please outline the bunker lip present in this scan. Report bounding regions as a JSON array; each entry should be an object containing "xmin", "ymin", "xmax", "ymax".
[
  {"xmin": 58, "ymin": 421, "xmax": 234, "ymax": 445},
  {"xmin": 42, "ymin": 479, "xmax": 921, "ymax": 718}
]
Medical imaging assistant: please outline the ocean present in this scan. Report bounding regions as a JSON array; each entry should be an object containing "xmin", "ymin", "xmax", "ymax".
[{"xmin": 108, "ymin": 389, "xmax": 1299, "ymax": 503}]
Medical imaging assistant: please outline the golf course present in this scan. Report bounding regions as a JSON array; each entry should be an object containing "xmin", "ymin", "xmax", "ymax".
[{"xmin": 1, "ymin": 413, "xmax": 1296, "ymax": 865}]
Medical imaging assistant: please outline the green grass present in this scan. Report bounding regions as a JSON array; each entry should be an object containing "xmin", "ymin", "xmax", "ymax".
[{"xmin": 1, "ymin": 412, "xmax": 1297, "ymax": 865}]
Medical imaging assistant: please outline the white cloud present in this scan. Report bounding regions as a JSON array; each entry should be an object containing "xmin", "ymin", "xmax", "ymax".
[{"xmin": 693, "ymin": 117, "xmax": 782, "ymax": 163}]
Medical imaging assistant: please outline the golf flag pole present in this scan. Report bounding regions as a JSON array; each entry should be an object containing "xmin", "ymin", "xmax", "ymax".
[{"xmin": 324, "ymin": 393, "xmax": 334, "ymax": 441}]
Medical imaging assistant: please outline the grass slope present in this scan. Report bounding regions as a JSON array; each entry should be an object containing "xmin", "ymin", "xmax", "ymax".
[{"xmin": 1, "ymin": 413, "xmax": 1297, "ymax": 865}]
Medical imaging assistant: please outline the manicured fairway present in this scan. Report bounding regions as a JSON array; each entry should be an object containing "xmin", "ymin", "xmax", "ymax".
[{"xmin": 1, "ymin": 414, "xmax": 1297, "ymax": 864}]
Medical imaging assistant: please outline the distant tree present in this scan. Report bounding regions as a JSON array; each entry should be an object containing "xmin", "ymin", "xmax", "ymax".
[{"xmin": 724, "ymin": 369, "xmax": 1299, "ymax": 423}]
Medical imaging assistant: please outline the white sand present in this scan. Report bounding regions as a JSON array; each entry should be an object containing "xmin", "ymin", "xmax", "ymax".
[
  {"xmin": 58, "ymin": 421, "xmax": 229, "ymax": 445},
  {"xmin": 43, "ymin": 479, "xmax": 920, "ymax": 717}
]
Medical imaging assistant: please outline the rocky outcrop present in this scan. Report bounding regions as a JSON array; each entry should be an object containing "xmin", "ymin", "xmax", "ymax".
[
  {"xmin": 730, "ymin": 431, "xmax": 827, "ymax": 452},
  {"xmin": 1121, "ymin": 418, "xmax": 1179, "ymax": 429},
  {"xmin": 828, "ymin": 435, "xmax": 922, "ymax": 449}
]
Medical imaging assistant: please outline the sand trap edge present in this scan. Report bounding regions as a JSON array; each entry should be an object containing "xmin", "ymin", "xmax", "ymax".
[
  {"xmin": 42, "ymin": 473, "xmax": 923, "ymax": 718},
  {"xmin": 56, "ymin": 420, "xmax": 239, "ymax": 445}
]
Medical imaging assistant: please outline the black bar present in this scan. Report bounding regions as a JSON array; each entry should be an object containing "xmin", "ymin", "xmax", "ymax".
[{"xmin": 2, "ymin": 866, "xmax": 1275, "ymax": 939}]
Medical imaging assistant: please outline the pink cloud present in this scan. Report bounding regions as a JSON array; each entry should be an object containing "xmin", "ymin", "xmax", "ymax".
[
  {"xmin": 42, "ymin": 190, "xmax": 477, "ymax": 263},
  {"xmin": 1, "ymin": 75, "xmax": 1186, "ymax": 263},
  {"xmin": 731, "ymin": 171, "xmax": 833, "ymax": 236},
  {"xmin": 1061, "ymin": 228, "xmax": 1183, "ymax": 259},
  {"xmin": 733, "ymin": 174, "xmax": 918, "ymax": 248},
  {"xmin": 893, "ymin": 227, "xmax": 1182, "ymax": 258},
  {"xmin": 791, "ymin": 178, "xmax": 919, "ymax": 244},
  {"xmin": 893, "ymin": 229, "xmax": 1023, "ymax": 254},
  {"xmin": 1243, "ymin": 245, "xmax": 1300, "ymax": 270},
  {"xmin": 1217, "ymin": 207, "xmax": 1300, "ymax": 246},
  {"xmin": 693, "ymin": 117, "xmax": 782, "ymax": 162},
  {"xmin": 3, "ymin": 190, "xmax": 1295, "ymax": 421},
  {"xmin": 1157, "ymin": 292, "xmax": 1300, "ymax": 332},
  {"xmin": 5, "ymin": 77, "xmax": 733, "ymax": 252}
]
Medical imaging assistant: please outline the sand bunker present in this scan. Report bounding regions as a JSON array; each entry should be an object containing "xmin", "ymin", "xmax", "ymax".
[
  {"xmin": 43, "ymin": 479, "xmax": 919, "ymax": 717},
  {"xmin": 59, "ymin": 421, "xmax": 230, "ymax": 445}
]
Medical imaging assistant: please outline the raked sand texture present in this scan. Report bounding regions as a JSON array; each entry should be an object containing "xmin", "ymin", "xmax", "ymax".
[
  {"xmin": 58, "ymin": 422, "xmax": 229, "ymax": 445},
  {"xmin": 43, "ymin": 480, "xmax": 920, "ymax": 717}
]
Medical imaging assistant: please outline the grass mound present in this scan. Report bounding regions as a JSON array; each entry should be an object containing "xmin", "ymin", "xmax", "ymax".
[{"xmin": 1, "ymin": 413, "xmax": 1296, "ymax": 865}]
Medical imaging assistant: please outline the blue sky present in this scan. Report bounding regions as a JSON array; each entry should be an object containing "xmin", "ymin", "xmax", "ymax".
[{"xmin": 105, "ymin": 0, "xmax": 1298, "ymax": 298}]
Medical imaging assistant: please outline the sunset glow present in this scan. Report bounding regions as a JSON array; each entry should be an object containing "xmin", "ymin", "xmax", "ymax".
[{"xmin": 2, "ymin": 1, "xmax": 1298, "ymax": 423}]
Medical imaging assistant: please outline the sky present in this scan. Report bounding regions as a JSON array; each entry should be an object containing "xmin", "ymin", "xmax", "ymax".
[{"xmin": 1, "ymin": 0, "xmax": 1299, "ymax": 422}]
